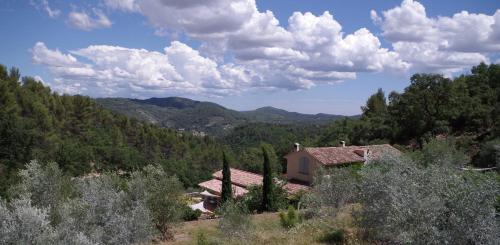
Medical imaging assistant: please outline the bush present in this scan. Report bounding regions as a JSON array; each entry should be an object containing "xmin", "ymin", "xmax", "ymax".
[
  {"xmin": 310, "ymin": 149, "xmax": 499, "ymax": 244},
  {"xmin": 1, "ymin": 161, "xmax": 189, "ymax": 244},
  {"xmin": 279, "ymin": 206, "xmax": 300, "ymax": 229},
  {"xmin": 182, "ymin": 206, "xmax": 202, "ymax": 221},
  {"xmin": 218, "ymin": 200, "xmax": 252, "ymax": 239},
  {"xmin": 128, "ymin": 165, "xmax": 184, "ymax": 240},
  {"xmin": 195, "ymin": 231, "xmax": 217, "ymax": 245},
  {"xmin": 318, "ymin": 228, "xmax": 345, "ymax": 244},
  {"xmin": 473, "ymin": 138, "xmax": 500, "ymax": 168},
  {"xmin": 356, "ymin": 154, "xmax": 499, "ymax": 244},
  {"xmin": 242, "ymin": 184, "xmax": 288, "ymax": 212},
  {"xmin": 58, "ymin": 173, "xmax": 153, "ymax": 245},
  {"xmin": 304, "ymin": 166, "xmax": 359, "ymax": 219},
  {"xmin": 0, "ymin": 197, "xmax": 56, "ymax": 244}
]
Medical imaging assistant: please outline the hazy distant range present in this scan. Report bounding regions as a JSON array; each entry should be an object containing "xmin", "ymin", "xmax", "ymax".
[{"xmin": 96, "ymin": 97, "xmax": 352, "ymax": 136}]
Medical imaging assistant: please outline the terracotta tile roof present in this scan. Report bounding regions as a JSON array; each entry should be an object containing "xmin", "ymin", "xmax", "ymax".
[
  {"xmin": 198, "ymin": 179, "xmax": 248, "ymax": 198},
  {"xmin": 304, "ymin": 144, "xmax": 400, "ymax": 166},
  {"xmin": 283, "ymin": 182, "xmax": 310, "ymax": 195},
  {"xmin": 212, "ymin": 168, "xmax": 263, "ymax": 188}
]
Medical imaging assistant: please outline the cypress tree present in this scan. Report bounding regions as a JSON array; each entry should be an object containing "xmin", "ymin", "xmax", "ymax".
[
  {"xmin": 220, "ymin": 151, "xmax": 232, "ymax": 203},
  {"xmin": 261, "ymin": 146, "xmax": 272, "ymax": 211}
]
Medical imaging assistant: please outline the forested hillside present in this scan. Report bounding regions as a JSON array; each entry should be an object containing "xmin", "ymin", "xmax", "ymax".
[
  {"xmin": 0, "ymin": 65, "xmax": 223, "ymax": 196},
  {"xmin": 318, "ymin": 63, "xmax": 500, "ymax": 167},
  {"xmin": 96, "ymin": 97, "xmax": 345, "ymax": 136},
  {"xmin": 1, "ymin": 63, "xmax": 499, "ymax": 197}
]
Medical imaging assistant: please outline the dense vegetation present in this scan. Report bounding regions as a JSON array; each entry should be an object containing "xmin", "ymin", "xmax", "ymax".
[
  {"xmin": 97, "ymin": 97, "xmax": 345, "ymax": 136},
  {"xmin": 318, "ymin": 63, "xmax": 500, "ymax": 168},
  {"xmin": 0, "ymin": 64, "xmax": 224, "ymax": 196},
  {"xmin": 1, "ymin": 62, "xmax": 499, "ymax": 244},
  {"xmin": 1, "ymin": 161, "xmax": 186, "ymax": 244},
  {"xmin": 306, "ymin": 140, "xmax": 499, "ymax": 244}
]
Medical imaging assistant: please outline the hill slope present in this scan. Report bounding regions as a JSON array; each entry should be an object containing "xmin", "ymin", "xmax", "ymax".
[
  {"xmin": 96, "ymin": 97, "xmax": 347, "ymax": 136},
  {"xmin": 0, "ymin": 66, "xmax": 224, "ymax": 195}
]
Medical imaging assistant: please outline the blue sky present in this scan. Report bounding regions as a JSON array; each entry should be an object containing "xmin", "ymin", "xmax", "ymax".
[{"xmin": 0, "ymin": 0, "xmax": 499, "ymax": 115}]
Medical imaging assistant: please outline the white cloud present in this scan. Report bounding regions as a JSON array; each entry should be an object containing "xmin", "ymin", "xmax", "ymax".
[
  {"xmin": 31, "ymin": 41, "xmax": 254, "ymax": 97},
  {"xmin": 109, "ymin": 0, "xmax": 408, "ymax": 73},
  {"xmin": 372, "ymin": 0, "xmax": 499, "ymax": 73},
  {"xmin": 103, "ymin": 0, "xmax": 139, "ymax": 12},
  {"xmin": 136, "ymin": 0, "xmax": 255, "ymax": 38},
  {"xmin": 36, "ymin": 0, "xmax": 413, "ymax": 97},
  {"xmin": 67, "ymin": 9, "xmax": 112, "ymax": 31},
  {"xmin": 32, "ymin": 42, "xmax": 81, "ymax": 67},
  {"xmin": 33, "ymin": 75, "xmax": 45, "ymax": 84},
  {"xmin": 35, "ymin": 0, "xmax": 499, "ymax": 98},
  {"xmin": 30, "ymin": 0, "xmax": 61, "ymax": 18}
]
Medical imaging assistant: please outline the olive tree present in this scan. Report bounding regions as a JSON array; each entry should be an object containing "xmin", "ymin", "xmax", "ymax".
[
  {"xmin": 304, "ymin": 166, "xmax": 359, "ymax": 219},
  {"xmin": 128, "ymin": 165, "xmax": 184, "ymax": 240},
  {"xmin": 218, "ymin": 200, "xmax": 252, "ymax": 240},
  {"xmin": 357, "ymin": 154, "xmax": 499, "ymax": 244},
  {"xmin": 57, "ymin": 174, "xmax": 153, "ymax": 245},
  {"xmin": 0, "ymin": 197, "xmax": 56, "ymax": 244}
]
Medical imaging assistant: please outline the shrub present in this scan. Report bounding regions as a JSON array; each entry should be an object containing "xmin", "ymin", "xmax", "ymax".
[
  {"xmin": 128, "ymin": 165, "xmax": 184, "ymax": 240},
  {"xmin": 473, "ymin": 138, "xmax": 500, "ymax": 168},
  {"xmin": 304, "ymin": 166, "xmax": 359, "ymax": 219},
  {"xmin": 310, "ymin": 149, "xmax": 499, "ymax": 244},
  {"xmin": 3, "ymin": 161, "xmax": 190, "ymax": 244},
  {"xmin": 0, "ymin": 197, "xmax": 56, "ymax": 244},
  {"xmin": 356, "ymin": 154, "xmax": 499, "ymax": 244},
  {"xmin": 182, "ymin": 206, "xmax": 202, "ymax": 221},
  {"xmin": 318, "ymin": 228, "xmax": 345, "ymax": 244},
  {"xmin": 279, "ymin": 206, "xmax": 300, "ymax": 229},
  {"xmin": 195, "ymin": 231, "xmax": 217, "ymax": 245},
  {"xmin": 218, "ymin": 200, "xmax": 252, "ymax": 239},
  {"xmin": 58, "ymin": 173, "xmax": 154, "ymax": 245},
  {"xmin": 242, "ymin": 184, "xmax": 288, "ymax": 213}
]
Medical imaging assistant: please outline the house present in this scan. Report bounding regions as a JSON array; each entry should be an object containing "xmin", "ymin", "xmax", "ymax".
[
  {"xmin": 194, "ymin": 168, "xmax": 309, "ymax": 212},
  {"xmin": 193, "ymin": 143, "xmax": 400, "ymax": 212},
  {"xmin": 283, "ymin": 142, "xmax": 401, "ymax": 185}
]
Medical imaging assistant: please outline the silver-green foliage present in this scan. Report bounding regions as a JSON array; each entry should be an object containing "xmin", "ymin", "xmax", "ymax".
[
  {"xmin": 3, "ymin": 161, "xmax": 186, "ymax": 244},
  {"xmin": 57, "ymin": 174, "xmax": 153, "ymax": 245},
  {"xmin": 12, "ymin": 160, "xmax": 65, "ymax": 216},
  {"xmin": 128, "ymin": 165, "xmax": 184, "ymax": 240},
  {"xmin": 357, "ymin": 154, "xmax": 499, "ymax": 244},
  {"xmin": 310, "ymin": 146, "xmax": 499, "ymax": 244},
  {"xmin": 0, "ymin": 197, "xmax": 56, "ymax": 244},
  {"xmin": 218, "ymin": 200, "xmax": 252, "ymax": 240},
  {"xmin": 305, "ymin": 167, "xmax": 359, "ymax": 219}
]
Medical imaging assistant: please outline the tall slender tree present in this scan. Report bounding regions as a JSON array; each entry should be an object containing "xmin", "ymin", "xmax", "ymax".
[
  {"xmin": 261, "ymin": 146, "xmax": 272, "ymax": 211},
  {"xmin": 220, "ymin": 151, "xmax": 232, "ymax": 203}
]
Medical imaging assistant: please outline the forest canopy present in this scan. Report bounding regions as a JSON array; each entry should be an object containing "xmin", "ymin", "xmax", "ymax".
[{"xmin": 0, "ymin": 63, "xmax": 499, "ymax": 197}]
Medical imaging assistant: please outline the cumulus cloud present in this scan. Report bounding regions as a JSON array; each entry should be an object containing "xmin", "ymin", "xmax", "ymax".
[
  {"xmin": 67, "ymin": 9, "xmax": 112, "ymax": 31},
  {"xmin": 32, "ymin": 42, "xmax": 82, "ymax": 67},
  {"xmin": 31, "ymin": 41, "xmax": 255, "ymax": 97},
  {"xmin": 106, "ymin": 0, "xmax": 408, "ymax": 72},
  {"xmin": 372, "ymin": 0, "xmax": 498, "ymax": 73},
  {"xmin": 30, "ymin": 0, "xmax": 61, "ymax": 18},
  {"xmin": 33, "ymin": 0, "xmax": 499, "ymax": 97}
]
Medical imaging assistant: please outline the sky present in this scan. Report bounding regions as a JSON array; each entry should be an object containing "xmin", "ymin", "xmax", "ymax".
[{"xmin": 0, "ymin": 0, "xmax": 499, "ymax": 115}]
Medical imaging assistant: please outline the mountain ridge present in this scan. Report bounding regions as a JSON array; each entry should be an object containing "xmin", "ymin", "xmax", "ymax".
[{"xmin": 96, "ymin": 97, "xmax": 350, "ymax": 136}]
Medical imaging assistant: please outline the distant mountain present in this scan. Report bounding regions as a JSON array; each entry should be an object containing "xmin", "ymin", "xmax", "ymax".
[{"xmin": 96, "ymin": 97, "xmax": 349, "ymax": 136}]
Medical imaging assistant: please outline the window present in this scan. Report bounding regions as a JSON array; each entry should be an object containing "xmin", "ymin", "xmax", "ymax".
[{"xmin": 299, "ymin": 157, "xmax": 309, "ymax": 175}]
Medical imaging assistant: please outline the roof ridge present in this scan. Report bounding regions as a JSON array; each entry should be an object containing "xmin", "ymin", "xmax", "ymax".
[{"xmin": 228, "ymin": 167, "xmax": 263, "ymax": 177}]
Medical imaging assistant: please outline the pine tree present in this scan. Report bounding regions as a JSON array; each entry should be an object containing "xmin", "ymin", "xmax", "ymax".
[
  {"xmin": 261, "ymin": 146, "xmax": 272, "ymax": 211},
  {"xmin": 220, "ymin": 151, "xmax": 232, "ymax": 203}
]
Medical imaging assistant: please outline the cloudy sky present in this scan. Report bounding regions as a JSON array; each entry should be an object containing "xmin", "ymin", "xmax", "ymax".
[{"xmin": 1, "ymin": 0, "xmax": 499, "ymax": 115}]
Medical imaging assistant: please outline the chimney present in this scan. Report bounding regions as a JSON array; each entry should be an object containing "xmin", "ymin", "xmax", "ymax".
[
  {"xmin": 294, "ymin": 143, "xmax": 300, "ymax": 152},
  {"xmin": 340, "ymin": 141, "xmax": 346, "ymax": 147}
]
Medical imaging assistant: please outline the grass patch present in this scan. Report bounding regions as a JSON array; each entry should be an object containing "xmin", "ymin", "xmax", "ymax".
[{"xmin": 161, "ymin": 204, "xmax": 362, "ymax": 245}]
